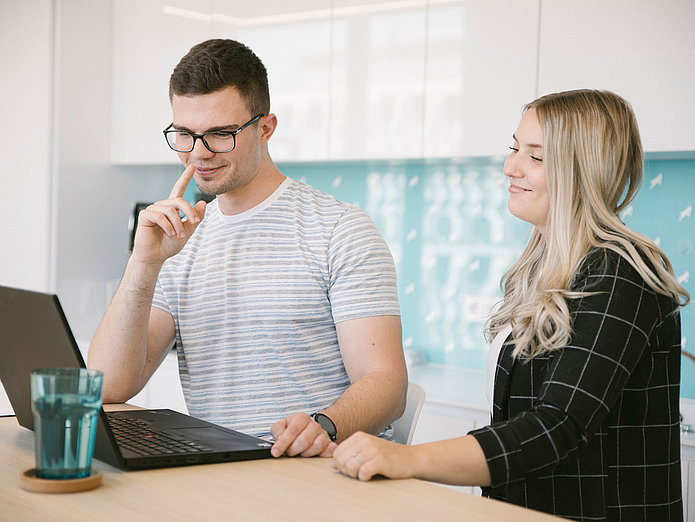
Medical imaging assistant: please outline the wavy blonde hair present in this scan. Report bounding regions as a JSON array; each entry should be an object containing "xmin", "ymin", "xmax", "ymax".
[{"xmin": 486, "ymin": 89, "xmax": 689, "ymax": 359}]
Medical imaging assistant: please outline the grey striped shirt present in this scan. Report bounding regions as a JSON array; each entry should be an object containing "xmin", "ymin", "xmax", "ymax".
[{"xmin": 152, "ymin": 178, "xmax": 400, "ymax": 438}]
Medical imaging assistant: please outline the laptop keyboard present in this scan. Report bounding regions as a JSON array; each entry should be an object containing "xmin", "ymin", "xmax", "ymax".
[{"xmin": 107, "ymin": 414, "xmax": 213, "ymax": 456}]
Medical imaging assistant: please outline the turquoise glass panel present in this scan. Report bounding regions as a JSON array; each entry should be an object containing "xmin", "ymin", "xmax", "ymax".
[
  {"xmin": 272, "ymin": 156, "xmax": 694, "ymax": 398},
  {"xmin": 623, "ymin": 158, "xmax": 695, "ymax": 399}
]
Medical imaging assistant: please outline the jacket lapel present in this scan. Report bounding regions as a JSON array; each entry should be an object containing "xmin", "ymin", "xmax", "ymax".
[{"xmin": 492, "ymin": 333, "xmax": 515, "ymax": 423}]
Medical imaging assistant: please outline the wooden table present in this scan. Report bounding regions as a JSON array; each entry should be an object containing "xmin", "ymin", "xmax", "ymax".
[{"xmin": 0, "ymin": 410, "xmax": 559, "ymax": 521}]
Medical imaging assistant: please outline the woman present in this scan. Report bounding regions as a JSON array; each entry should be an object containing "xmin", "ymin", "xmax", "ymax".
[{"xmin": 331, "ymin": 90, "xmax": 689, "ymax": 521}]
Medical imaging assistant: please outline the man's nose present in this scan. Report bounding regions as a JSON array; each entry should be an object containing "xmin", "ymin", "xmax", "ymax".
[{"xmin": 190, "ymin": 136, "xmax": 215, "ymax": 159}]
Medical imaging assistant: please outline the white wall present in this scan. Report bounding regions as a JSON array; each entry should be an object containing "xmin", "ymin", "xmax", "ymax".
[
  {"xmin": 51, "ymin": 0, "xmax": 118, "ymax": 342},
  {"xmin": 0, "ymin": 1, "xmax": 180, "ymax": 343},
  {"xmin": 51, "ymin": 0, "xmax": 166, "ymax": 343},
  {"xmin": 0, "ymin": 1, "xmax": 54, "ymax": 292}
]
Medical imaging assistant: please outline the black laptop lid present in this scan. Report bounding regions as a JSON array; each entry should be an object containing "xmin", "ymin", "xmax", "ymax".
[{"xmin": 0, "ymin": 285, "xmax": 124, "ymax": 467}]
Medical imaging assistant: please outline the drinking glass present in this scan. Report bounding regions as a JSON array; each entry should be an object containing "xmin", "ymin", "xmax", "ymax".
[{"xmin": 30, "ymin": 368, "xmax": 103, "ymax": 479}]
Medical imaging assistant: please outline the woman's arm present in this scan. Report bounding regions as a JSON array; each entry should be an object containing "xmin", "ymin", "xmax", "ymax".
[{"xmin": 331, "ymin": 431, "xmax": 491, "ymax": 486}]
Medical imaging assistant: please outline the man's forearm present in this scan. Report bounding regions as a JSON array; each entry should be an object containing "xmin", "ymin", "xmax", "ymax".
[
  {"xmin": 323, "ymin": 370, "xmax": 407, "ymax": 442},
  {"xmin": 87, "ymin": 258, "xmax": 165, "ymax": 402}
]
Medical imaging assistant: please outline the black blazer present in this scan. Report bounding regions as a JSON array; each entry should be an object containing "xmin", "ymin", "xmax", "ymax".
[{"xmin": 471, "ymin": 248, "xmax": 683, "ymax": 521}]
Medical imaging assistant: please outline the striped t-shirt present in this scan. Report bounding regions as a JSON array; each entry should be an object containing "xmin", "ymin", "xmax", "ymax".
[{"xmin": 152, "ymin": 177, "xmax": 400, "ymax": 438}]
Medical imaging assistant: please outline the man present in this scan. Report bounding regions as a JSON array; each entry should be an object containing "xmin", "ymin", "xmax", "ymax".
[{"xmin": 88, "ymin": 39, "xmax": 407, "ymax": 458}]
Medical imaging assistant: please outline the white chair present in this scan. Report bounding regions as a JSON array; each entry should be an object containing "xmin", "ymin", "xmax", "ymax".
[{"xmin": 391, "ymin": 382, "xmax": 426, "ymax": 445}]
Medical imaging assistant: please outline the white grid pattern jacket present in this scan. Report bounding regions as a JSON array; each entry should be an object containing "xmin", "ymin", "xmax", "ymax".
[{"xmin": 470, "ymin": 247, "xmax": 683, "ymax": 521}]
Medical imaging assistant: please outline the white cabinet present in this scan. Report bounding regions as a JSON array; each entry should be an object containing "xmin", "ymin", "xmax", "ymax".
[
  {"xmin": 212, "ymin": 1, "xmax": 332, "ymax": 163},
  {"xmin": 684, "ymin": 460, "xmax": 690, "ymax": 521},
  {"xmin": 110, "ymin": 1, "xmax": 694, "ymax": 161},
  {"xmin": 682, "ymin": 452, "xmax": 695, "ymax": 521},
  {"xmin": 111, "ymin": 0, "xmax": 332, "ymax": 164},
  {"xmin": 411, "ymin": 400, "xmax": 489, "ymax": 497},
  {"xmin": 328, "ymin": 0, "xmax": 428, "ymax": 160},
  {"xmin": 129, "ymin": 350, "xmax": 187, "ymax": 413},
  {"xmin": 111, "ymin": 0, "xmax": 212, "ymax": 164},
  {"xmin": 537, "ymin": 0, "xmax": 695, "ymax": 152},
  {"xmin": 0, "ymin": 383, "xmax": 11, "ymax": 417},
  {"xmin": 423, "ymin": 0, "xmax": 539, "ymax": 158},
  {"xmin": 109, "ymin": 1, "xmax": 541, "ymax": 163}
]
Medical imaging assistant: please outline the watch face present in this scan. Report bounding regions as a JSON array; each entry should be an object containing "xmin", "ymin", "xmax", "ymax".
[{"xmin": 313, "ymin": 413, "xmax": 337, "ymax": 441}]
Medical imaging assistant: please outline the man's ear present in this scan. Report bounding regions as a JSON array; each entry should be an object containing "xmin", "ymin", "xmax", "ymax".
[{"xmin": 259, "ymin": 113, "xmax": 277, "ymax": 144}]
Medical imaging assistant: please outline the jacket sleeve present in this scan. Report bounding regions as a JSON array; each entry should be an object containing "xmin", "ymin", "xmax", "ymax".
[{"xmin": 470, "ymin": 250, "xmax": 663, "ymax": 488}]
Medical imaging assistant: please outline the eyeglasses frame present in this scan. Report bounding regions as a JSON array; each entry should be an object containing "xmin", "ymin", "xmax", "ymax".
[{"xmin": 163, "ymin": 113, "xmax": 265, "ymax": 153}]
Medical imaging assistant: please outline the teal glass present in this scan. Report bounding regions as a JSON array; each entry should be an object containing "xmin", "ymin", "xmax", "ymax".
[{"xmin": 30, "ymin": 368, "xmax": 103, "ymax": 479}]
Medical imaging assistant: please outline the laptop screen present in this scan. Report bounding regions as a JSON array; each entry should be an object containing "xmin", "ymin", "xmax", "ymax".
[{"xmin": 0, "ymin": 285, "xmax": 124, "ymax": 467}]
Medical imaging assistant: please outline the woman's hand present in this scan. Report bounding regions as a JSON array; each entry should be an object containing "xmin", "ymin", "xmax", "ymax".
[
  {"xmin": 332, "ymin": 432, "xmax": 492, "ymax": 486},
  {"xmin": 331, "ymin": 431, "xmax": 421, "ymax": 481}
]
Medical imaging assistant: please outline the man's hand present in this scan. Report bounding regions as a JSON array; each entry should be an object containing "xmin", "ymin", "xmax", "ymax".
[
  {"xmin": 270, "ymin": 413, "xmax": 337, "ymax": 458},
  {"xmin": 132, "ymin": 164, "xmax": 207, "ymax": 265}
]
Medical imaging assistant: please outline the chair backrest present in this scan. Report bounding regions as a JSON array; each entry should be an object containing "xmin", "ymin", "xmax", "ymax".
[{"xmin": 391, "ymin": 382, "xmax": 426, "ymax": 445}]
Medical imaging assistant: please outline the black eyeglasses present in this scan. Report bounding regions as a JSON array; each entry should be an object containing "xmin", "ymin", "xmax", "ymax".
[{"xmin": 163, "ymin": 114, "xmax": 264, "ymax": 153}]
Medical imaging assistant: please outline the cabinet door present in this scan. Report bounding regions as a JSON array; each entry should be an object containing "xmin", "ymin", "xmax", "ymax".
[
  {"xmin": 329, "ymin": 0, "xmax": 428, "ymax": 160},
  {"xmin": 111, "ymin": 0, "xmax": 212, "ymax": 164},
  {"xmin": 112, "ymin": 0, "xmax": 332, "ymax": 164},
  {"xmin": 683, "ymin": 459, "xmax": 689, "ymax": 522},
  {"xmin": 537, "ymin": 0, "xmax": 695, "ymax": 152},
  {"xmin": 411, "ymin": 400, "xmax": 489, "ymax": 496},
  {"xmin": 129, "ymin": 351, "xmax": 187, "ymax": 413},
  {"xmin": 0, "ymin": 382, "xmax": 11, "ymax": 416},
  {"xmin": 212, "ymin": 0, "xmax": 332, "ymax": 163},
  {"xmin": 688, "ymin": 460, "xmax": 695, "ymax": 522},
  {"xmin": 424, "ymin": 0, "xmax": 539, "ymax": 158}
]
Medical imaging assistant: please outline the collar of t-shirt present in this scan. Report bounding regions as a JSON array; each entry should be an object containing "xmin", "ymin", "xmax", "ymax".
[{"xmin": 214, "ymin": 177, "xmax": 292, "ymax": 224}]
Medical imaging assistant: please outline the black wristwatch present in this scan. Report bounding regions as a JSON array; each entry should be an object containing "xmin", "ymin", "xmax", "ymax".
[{"xmin": 311, "ymin": 412, "xmax": 337, "ymax": 442}]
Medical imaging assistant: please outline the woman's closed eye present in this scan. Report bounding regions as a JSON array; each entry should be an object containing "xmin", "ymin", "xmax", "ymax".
[{"xmin": 509, "ymin": 146, "xmax": 542, "ymax": 163}]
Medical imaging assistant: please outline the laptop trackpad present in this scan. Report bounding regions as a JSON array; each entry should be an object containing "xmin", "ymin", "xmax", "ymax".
[
  {"xmin": 173, "ymin": 426, "xmax": 267, "ymax": 450},
  {"xmin": 175, "ymin": 427, "xmax": 237, "ymax": 442}
]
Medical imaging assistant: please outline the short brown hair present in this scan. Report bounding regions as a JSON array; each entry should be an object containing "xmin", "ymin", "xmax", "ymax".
[{"xmin": 169, "ymin": 39, "xmax": 270, "ymax": 116}]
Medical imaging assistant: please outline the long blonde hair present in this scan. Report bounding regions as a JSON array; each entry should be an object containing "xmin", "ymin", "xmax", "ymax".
[{"xmin": 486, "ymin": 89, "xmax": 689, "ymax": 359}]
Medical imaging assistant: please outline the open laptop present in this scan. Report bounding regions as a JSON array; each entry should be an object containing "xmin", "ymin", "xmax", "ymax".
[{"xmin": 0, "ymin": 285, "xmax": 273, "ymax": 470}]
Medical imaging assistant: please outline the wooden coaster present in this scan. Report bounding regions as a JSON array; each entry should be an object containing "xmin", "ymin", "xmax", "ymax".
[{"xmin": 19, "ymin": 468, "xmax": 103, "ymax": 494}]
